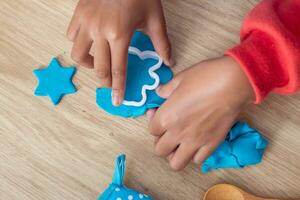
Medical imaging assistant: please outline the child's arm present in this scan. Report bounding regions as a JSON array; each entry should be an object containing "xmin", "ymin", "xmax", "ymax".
[
  {"xmin": 148, "ymin": 0, "xmax": 300, "ymax": 171},
  {"xmin": 226, "ymin": 0, "xmax": 300, "ymax": 103},
  {"xmin": 67, "ymin": 0, "xmax": 173, "ymax": 106}
]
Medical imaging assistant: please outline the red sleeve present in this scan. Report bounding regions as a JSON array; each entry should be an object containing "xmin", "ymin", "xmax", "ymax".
[{"xmin": 225, "ymin": 0, "xmax": 300, "ymax": 103}]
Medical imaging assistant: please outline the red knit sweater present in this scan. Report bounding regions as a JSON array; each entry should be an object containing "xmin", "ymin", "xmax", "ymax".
[{"xmin": 226, "ymin": 0, "xmax": 300, "ymax": 103}]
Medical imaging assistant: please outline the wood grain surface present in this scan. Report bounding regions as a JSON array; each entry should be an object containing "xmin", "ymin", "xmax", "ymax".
[{"xmin": 0, "ymin": 0, "xmax": 299, "ymax": 200}]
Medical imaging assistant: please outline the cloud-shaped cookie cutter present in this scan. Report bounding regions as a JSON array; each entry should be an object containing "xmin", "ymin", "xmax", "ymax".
[{"xmin": 122, "ymin": 46, "xmax": 163, "ymax": 107}]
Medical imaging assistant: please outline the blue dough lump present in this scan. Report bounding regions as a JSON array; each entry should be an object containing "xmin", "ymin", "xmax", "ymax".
[
  {"xmin": 96, "ymin": 32, "xmax": 173, "ymax": 118},
  {"xmin": 201, "ymin": 122, "xmax": 268, "ymax": 173},
  {"xmin": 33, "ymin": 57, "xmax": 77, "ymax": 105},
  {"xmin": 98, "ymin": 154, "xmax": 153, "ymax": 200}
]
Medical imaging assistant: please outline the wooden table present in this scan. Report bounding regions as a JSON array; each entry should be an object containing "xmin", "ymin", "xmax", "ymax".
[{"xmin": 0, "ymin": 0, "xmax": 299, "ymax": 199}]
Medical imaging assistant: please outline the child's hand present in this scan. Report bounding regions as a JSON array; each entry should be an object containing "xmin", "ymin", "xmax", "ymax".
[
  {"xmin": 67, "ymin": 0, "xmax": 172, "ymax": 106},
  {"xmin": 148, "ymin": 56, "xmax": 255, "ymax": 171}
]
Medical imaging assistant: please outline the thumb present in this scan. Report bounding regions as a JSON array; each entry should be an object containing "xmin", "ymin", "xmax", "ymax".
[
  {"xmin": 156, "ymin": 77, "xmax": 181, "ymax": 99},
  {"xmin": 147, "ymin": 20, "xmax": 174, "ymax": 67}
]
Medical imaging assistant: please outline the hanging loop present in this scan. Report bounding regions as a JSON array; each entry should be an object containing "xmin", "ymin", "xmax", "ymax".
[{"xmin": 112, "ymin": 154, "xmax": 126, "ymax": 186}]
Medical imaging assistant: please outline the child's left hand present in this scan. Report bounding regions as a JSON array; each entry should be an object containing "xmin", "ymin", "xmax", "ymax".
[{"xmin": 148, "ymin": 56, "xmax": 255, "ymax": 171}]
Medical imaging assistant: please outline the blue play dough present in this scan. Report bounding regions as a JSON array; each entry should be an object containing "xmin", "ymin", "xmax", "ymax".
[
  {"xmin": 201, "ymin": 122, "xmax": 268, "ymax": 173},
  {"xmin": 98, "ymin": 154, "xmax": 153, "ymax": 200},
  {"xmin": 96, "ymin": 32, "xmax": 173, "ymax": 118},
  {"xmin": 33, "ymin": 58, "xmax": 77, "ymax": 105}
]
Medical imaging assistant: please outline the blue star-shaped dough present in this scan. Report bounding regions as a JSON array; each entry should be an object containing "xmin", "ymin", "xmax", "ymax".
[{"xmin": 33, "ymin": 58, "xmax": 77, "ymax": 105}]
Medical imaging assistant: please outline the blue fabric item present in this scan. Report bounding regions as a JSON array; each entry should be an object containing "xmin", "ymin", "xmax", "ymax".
[
  {"xmin": 96, "ymin": 31, "xmax": 173, "ymax": 118},
  {"xmin": 201, "ymin": 122, "xmax": 268, "ymax": 173},
  {"xmin": 33, "ymin": 58, "xmax": 77, "ymax": 105},
  {"xmin": 98, "ymin": 154, "xmax": 153, "ymax": 200}
]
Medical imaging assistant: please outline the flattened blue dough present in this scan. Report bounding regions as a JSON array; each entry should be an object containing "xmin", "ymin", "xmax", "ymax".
[
  {"xmin": 96, "ymin": 32, "xmax": 173, "ymax": 118},
  {"xmin": 33, "ymin": 58, "xmax": 77, "ymax": 105},
  {"xmin": 98, "ymin": 155, "xmax": 153, "ymax": 200},
  {"xmin": 201, "ymin": 122, "xmax": 268, "ymax": 173}
]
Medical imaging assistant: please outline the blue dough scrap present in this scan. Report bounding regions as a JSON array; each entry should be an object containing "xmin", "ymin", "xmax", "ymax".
[
  {"xmin": 96, "ymin": 31, "xmax": 173, "ymax": 118},
  {"xmin": 98, "ymin": 154, "xmax": 153, "ymax": 200},
  {"xmin": 201, "ymin": 122, "xmax": 268, "ymax": 173},
  {"xmin": 33, "ymin": 58, "xmax": 77, "ymax": 105}
]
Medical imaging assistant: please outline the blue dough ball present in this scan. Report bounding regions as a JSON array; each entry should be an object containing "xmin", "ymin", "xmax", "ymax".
[{"xmin": 96, "ymin": 31, "xmax": 173, "ymax": 118}]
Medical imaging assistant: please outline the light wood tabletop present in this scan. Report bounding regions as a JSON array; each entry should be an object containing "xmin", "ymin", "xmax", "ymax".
[{"xmin": 0, "ymin": 0, "xmax": 299, "ymax": 200}]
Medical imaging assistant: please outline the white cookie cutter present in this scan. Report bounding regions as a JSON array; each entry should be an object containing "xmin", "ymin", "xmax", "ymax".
[{"xmin": 122, "ymin": 46, "xmax": 163, "ymax": 107}]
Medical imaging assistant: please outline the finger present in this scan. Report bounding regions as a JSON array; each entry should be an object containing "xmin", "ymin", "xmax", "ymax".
[
  {"xmin": 67, "ymin": 2, "xmax": 82, "ymax": 41},
  {"xmin": 110, "ymin": 35, "xmax": 132, "ymax": 106},
  {"xmin": 71, "ymin": 29, "xmax": 94, "ymax": 68},
  {"xmin": 148, "ymin": 17, "xmax": 173, "ymax": 67},
  {"xmin": 148, "ymin": 108, "xmax": 167, "ymax": 137},
  {"xmin": 169, "ymin": 142, "xmax": 198, "ymax": 171},
  {"xmin": 193, "ymin": 126, "xmax": 232, "ymax": 165},
  {"xmin": 193, "ymin": 143, "xmax": 219, "ymax": 166},
  {"xmin": 148, "ymin": 27, "xmax": 174, "ymax": 67},
  {"xmin": 154, "ymin": 136, "xmax": 160, "ymax": 145},
  {"xmin": 148, "ymin": 97, "xmax": 177, "ymax": 136},
  {"xmin": 167, "ymin": 152, "xmax": 175, "ymax": 162},
  {"xmin": 149, "ymin": 83, "xmax": 184, "ymax": 136},
  {"xmin": 154, "ymin": 130, "xmax": 180, "ymax": 157},
  {"xmin": 146, "ymin": 108, "xmax": 157, "ymax": 120},
  {"xmin": 94, "ymin": 38, "xmax": 112, "ymax": 87},
  {"xmin": 156, "ymin": 77, "xmax": 181, "ymax": 99}
]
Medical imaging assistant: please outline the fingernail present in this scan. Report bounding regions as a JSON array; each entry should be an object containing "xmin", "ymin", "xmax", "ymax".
[
  {"xmin": 112, "ymin": 90, "xmax": 122, "ymax": 106},
  {"xmin": 146, "ymin": 109, "xmax": 156, "ymax": 120},
  {"xmin": 169, "ymin": 56, "xmax": 175, "ymax": 66},
  {"xmin": 156, "ymin": 86, "xmax": 162, "ymax": 95},
  {"xmin": 146, "ymin": 111, "xmax": 152, "ymax": 119}
]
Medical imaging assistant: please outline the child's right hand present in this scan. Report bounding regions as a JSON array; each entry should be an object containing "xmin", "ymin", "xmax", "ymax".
[{"xmin": 67, "ymin": 0, "xmax": 173, "ymax": 106}]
